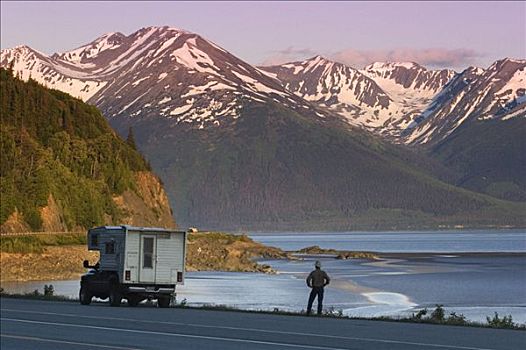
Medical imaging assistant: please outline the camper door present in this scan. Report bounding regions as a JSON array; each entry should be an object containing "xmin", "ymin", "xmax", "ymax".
[{"xmin": 139, "ymin": 235, "xmax": 156, "ymax": 282}]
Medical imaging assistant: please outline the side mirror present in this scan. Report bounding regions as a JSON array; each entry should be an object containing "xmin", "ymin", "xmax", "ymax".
[{"xmin": 83, "ymin": 260, "xmax": 89, "ymax": 268}]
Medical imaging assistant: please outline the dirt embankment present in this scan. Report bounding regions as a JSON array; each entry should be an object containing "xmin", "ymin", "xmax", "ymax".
[
  {"xmin": 186, "ymin": 232, "xmax": 288, "ymax": 273},
  {"xmin": 296, "ymin": 246, "xmax": 378, "ymax": 259},
  {"xmin": 0, "ymin": 232, "xmax": 288, "ymax": 282},
  {"xmin": 0, "ymin": 246, "xmax": 99, "ymax": 282}
]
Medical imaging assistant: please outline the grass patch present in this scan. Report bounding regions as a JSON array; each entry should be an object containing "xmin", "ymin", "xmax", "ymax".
[
  {"xmin": 372, "ymin": 304, "xmax": 525, "ymax": 330},
  {"xmin": 1, "ymin": 288, "xmax": 523, "ymax": 330},
  {"xmin": 0, "ymin": 285, "xmax": 74, "ymax": 302},
  {"xmin": 172, "ymin": 300, "xmax": 525, "ymax": 330},
  {"xmin": 0, "ymin": 233, "xmax": 86, "ymax": 253}
]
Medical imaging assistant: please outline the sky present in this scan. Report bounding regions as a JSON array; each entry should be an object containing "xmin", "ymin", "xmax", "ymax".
[{"xmin": 1, "ymin": 1, "xmax": 525, "ymax": 70}]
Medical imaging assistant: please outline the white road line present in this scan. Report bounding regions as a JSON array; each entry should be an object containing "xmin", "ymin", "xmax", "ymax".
[
  {"xmin": 1, "ymin": 318, "xmax": 354, "ymax": 350},
  {"xmin": 0, "ymin": 311, "xmax": 497, "ymax": 350},
  {"xmin": 0, "ymin": 334, "xmax": 142, "ymax": 349}
]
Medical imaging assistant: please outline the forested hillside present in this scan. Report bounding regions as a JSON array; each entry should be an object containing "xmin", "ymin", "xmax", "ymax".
[
  {"xmin": 127, "ymin": 102, "xmax": 526, "ymax": 231},
  {"xmin": 430, "ymin": 116, "xmax": 526, "ymax": 202},
  {"xmin": 0, "ymin": 68, "xmax": 175, "ymax": 232}
]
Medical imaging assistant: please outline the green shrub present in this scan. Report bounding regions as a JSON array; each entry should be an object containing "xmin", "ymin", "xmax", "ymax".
[
  {"xmin": 446, "ymin": 312, "xmax": 468, "ymax": 326},
  {"xmin": 413, "ymin": 308, "xmax": 428, "ymax": 320},
  {"xmin": 44, "ymin": 284, "xmax": 54, "ymax": 296},
  {"xmin": 431, "ymin": 304, "xmax": 445, "ymax": 322},
  {"xmin": 486, "ymin": 313, "xmax": 516, "ymax": 329}
]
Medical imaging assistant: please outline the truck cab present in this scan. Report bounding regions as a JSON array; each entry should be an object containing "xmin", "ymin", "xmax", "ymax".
[{"xmin": 80, "ymin": 225, "xmax": 187, "ymax": 308}]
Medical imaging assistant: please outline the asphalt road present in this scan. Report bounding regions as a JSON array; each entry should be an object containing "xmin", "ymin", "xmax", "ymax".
[{"xmin": 1, "ymin": 298, "xmax": 525, "ymax": 350}]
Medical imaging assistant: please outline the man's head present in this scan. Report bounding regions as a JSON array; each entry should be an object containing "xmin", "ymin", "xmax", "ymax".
[{"xmin": 315, "ymin": 260, "xmax": 321, "ymax": 269}]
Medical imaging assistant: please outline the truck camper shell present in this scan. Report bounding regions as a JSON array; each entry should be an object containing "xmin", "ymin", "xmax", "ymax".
[{"xmin": 80, "ymin": 225, "xmax": 187, "ymax": 307}]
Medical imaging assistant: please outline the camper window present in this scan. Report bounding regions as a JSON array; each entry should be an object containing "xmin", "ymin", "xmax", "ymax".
[
  {"xmin": 105, "ymin": 240, "xmax": 115, "ymax": 254},
  {"xmin": 90, "ymin": 234, "xmax": 98, "ymax": 248},
  {"xmin": 143, "ymin": 237, "xmax": 154, "ymax": 268}
]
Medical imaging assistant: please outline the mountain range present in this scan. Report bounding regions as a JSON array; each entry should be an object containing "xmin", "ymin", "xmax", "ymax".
[{"xmin": 2, "ymin": 26, "xmax": 524, "ymax": 230}]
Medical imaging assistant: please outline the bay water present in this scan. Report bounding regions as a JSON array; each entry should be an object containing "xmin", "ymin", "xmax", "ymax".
[{"xmin": 2, "ymin": 230, "xmax": 525, "ymax": 324}]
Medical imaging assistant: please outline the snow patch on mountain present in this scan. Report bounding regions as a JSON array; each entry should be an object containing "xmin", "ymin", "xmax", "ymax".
[
  {"xmin": 171, "ymin": 39, "xmax": 220, "ymax": 74},
  {"xmin": 58, "ymin": 32, "xmax": 123, "ymax": 64},
  {"xmin": 0, "ymin": 46, "xmax": 107, "ymax": 100}
]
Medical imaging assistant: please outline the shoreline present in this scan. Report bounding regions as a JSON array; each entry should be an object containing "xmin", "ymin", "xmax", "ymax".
[
  {"xmin": 247, "ymin": 227, "xmax": 526, "ymax": 235},
  {"xmin": 2, "ymin": 247, "xmax": 524, "ymax": 283},
  {"xmin": 372, "ymin": 251, "xmax": 526, "ymax": 258}
]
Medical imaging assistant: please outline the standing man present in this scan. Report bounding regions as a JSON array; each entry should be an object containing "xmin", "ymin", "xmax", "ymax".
[{"xmin": 306, "ymin": 260, "xmax": 330, "ymax": 315}]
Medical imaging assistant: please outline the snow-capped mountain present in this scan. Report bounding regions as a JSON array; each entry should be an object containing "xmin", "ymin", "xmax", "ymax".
[
  {"xmin": 260, "ymin": 57, "xmax": 456, "ymax": 139},
  {"xmin": 261, "ymin": 56, "xmax": 397, "ymax": 133},
  {"xmin": 362, "ymin": 61, "xmax": 454, "ymax": 104},
  {"xmin": 2, "ymin": 26, "xmax": 525, "ymax": 230},
  {"xmin": 361, "ymin": 61, "xmax": 454, "ymax": 123},
  {"xmin": 261, "ymin": 56, "xmax": 525, "ymax": 143},
  {"xmin": 0, "ymin": 45, "xmax": 108, "ymax": 101},
  {"xmin": 1, "ymin": 26, "xmax": 524, "ymax": 144},
  {"xmin": 405, "ymin": 58, "xmax": 526, "ymax": 144},
  {"xmin": 1, "ymin": 26, "xmax": 326, "ymax": 131}
]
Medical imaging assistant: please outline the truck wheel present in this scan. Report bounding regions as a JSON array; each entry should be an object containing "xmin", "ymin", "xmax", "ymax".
[
  {"xmin": 158, "ymin": 296, "xmax": 170, "ymax": 308},
  {"xmin": 79, "ymin": 285, "xmax": 92, "ymax": 305},
  {"xmin": 127, "ymin": 296, "xmax": 140, "ymax": 307},
  {"xmin": 109, "ymin": 287, "xmax": 122, "ymax": 307}
]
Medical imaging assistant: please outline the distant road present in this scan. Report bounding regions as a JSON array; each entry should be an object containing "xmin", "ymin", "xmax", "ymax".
[
  {"xmin": 0, "ymin": 231, "xmax": 83, "ymax": 236},
  {"xmin": 1, "ymin": 298, "xmax": 525, "ymax": 350}
]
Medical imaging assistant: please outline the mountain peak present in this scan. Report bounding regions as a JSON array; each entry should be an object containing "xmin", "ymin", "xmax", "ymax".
[
  {"xmin": 13, "ymin": 44, "xmax": 32, "ymax": 51},
  {"xmin": 306, "ymin": 54, "xmax": 328, "ymax": 61},
  {"xmin": 488, "ymin": 57, "xmax": 526, "ymax": 72},
  {"xmin": 302, "ymin": 55, "xmax": 335, "ymax": 66},
  {"xmin": 365, "ymin": 61, "xmax": 422, "ymax": 71},
  {"xmin": 499, "ymin": 57, "xmax": 526, "ymax": 64},
  {"xmin": 133, "ymin": 25, "xmax": 192, "ymax": 37},
  {"xmin": 7, "ymin": 45, "xmax": 41, "ymax": 55},
  {"xmin": 1, "ymin": 45, "xmax": 48, "ymax": 63}
]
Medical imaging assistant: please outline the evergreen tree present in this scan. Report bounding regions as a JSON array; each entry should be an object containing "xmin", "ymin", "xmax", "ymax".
[{"xmin": 126, "ymin": 126, "xmax": 137, "ymax": 150}]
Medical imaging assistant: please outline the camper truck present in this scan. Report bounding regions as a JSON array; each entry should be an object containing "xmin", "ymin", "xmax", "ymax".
[{"xmin": 80, "ymin": 226, "xmax": 187, "ymax": 308}]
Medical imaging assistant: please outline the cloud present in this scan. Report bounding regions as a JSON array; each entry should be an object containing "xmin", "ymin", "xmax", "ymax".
[
  {"xmin": 330, "ymin": 48, "xmax": 483, "ymax": 69},
  {"xmin": 260, "ymin": 46, "xmax": 318, "ymax": 66},
  {"xmin": 260, "ymin": 46, "xmax": 484, "ymax": 69}
]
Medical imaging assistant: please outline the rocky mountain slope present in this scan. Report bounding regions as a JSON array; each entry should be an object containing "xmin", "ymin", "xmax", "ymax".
[
  {"xmin": 2, "ymin": 27, "xmax": 524, "ymax": 230},
  {"xmin": 0, "ymin": 68, "xmax": 175, "ymax": 232},
  {"xmin": 405, "ymin": 58, "xmax": 526, "ymax": 144},
  {"xmin": 1, "ymin": 27, "xmax": 329, "ymax": 131},
  {"xmin": 261, "ymin": 57, "xmax": 455, "ymax": 139},
  {"xmin": 262, "ymin": 57, "xmax": 525, "ymax": 202},
  {"xmin": 262, "ymin": 57, "xmax": 525, "ymax": 143},
  {"xmin": 402, "ymin": 59, "xmax": 526, "ymax": 202}
]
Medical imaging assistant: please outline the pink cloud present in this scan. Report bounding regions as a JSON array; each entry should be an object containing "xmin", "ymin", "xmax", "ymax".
[
  {"xmin": 331, "ymin": 48, "xmax": 483, "ymax": 69},
  {"xmin": 260, "ymin": 47, "xmax": 483, "ymax": 69}
]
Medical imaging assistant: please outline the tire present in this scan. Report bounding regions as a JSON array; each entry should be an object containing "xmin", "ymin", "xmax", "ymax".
[
  {"xmin": 127, "ymin": 296, "xmax": 140, "ymax": 307},
  {"xmin": 79, "ymin": 285, "xmax": 92, "ymax": 305},
  {"xmin": 109, "ymin": 285, "xmax": 122, "ymax": 307},
  {"xmin": 158, "ymin": 296, "xmax": 170, "ymax": 308}
]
